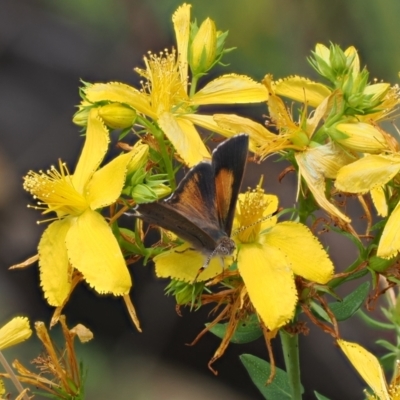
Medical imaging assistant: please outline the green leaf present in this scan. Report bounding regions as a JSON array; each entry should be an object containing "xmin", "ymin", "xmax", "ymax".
[
  {"xmin": 208, "ymin": 314, "xmax": 263, "ymax": 344},
  {"xmin": 329, "ymin": 281, "xmax": 370, "ymax": 321},
  {"xmin": 240, "ymin": 354, "xmax": 294, "ymax": 400},
  {"xmin": 314, "ymin": 391, "xmax": 331, "ymax": 400}
]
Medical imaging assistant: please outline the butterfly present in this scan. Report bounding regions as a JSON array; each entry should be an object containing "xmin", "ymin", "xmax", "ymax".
[{"xmin": 134, "ymin": 134, "xmax": 249, "ymax": 275}]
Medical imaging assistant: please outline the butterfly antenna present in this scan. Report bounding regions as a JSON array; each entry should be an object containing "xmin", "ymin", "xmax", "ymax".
[{"xmin": 231, "ymin": 209, "xmax": 279, "ymax": 237}]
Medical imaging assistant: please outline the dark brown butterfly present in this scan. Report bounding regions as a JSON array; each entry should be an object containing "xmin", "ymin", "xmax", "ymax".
[{"xmin": 134, "ymin": 134, "xmax": 249, "ymax": 271}]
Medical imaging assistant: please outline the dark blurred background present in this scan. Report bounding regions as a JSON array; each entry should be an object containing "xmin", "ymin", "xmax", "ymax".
[{"xmin": 1, "ymin": 1, "xmax": 400, "ymax": 399}]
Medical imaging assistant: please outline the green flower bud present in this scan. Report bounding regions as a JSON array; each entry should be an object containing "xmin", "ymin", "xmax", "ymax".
[
  {"xmin": 131, "ymin": 184, "xmax": 159, "ymax": 203},
  {"xmin": 72, "ymin": 105, "xmax": 91, "ymax": 127}
]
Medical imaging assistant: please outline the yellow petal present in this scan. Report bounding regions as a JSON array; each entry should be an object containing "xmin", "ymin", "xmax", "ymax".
[
  {"xmin": 72, "ymin": 110, "xmax": 109, "ymax": 194},
  {"xmin": 191, "ymin": 74, "xmax": 268, "ymax": 105},
  {"xmin": 66, "ymin": 209, "xmax": 131, "ymax": 295},
  {"xmin": 154, "ymin": 243, "xmax": 231, "ymax": 282},
  {"xmin": 213, "ymin": 113, "xmax": 278, "ymax": 154},
  {"xmin": 378, "ymin": 200, "xmax": 400, "ymax": 259},
  {"xmin": 87, "ymin": 150, "xmax": 135, "ymax": 210},
  {"xmin": 336, "ymin": 154, "xmax": 400, "ymax": 194},
  {"xmin": 172, "ymin": 3, "xmax": 191, "ymax": 91},
  {"xmin": 264, "ymin": 222, "xmax": 334, "ymax": 283},
  {"xmin": 182, "ymin": 113, "xmax": 242, "ymax": 139},
  {"xmin": 238, "ymin": 243, "xmax": 296, "ymax": 330},
  {"xmin": 0, "ymin": 317, "xmax": 32, "ymax": 351},
  {"xmin": 159, "ymin": 112, "xmax": 210, "ymax": 166},
  {"xmin": 364, "ymin": 83, "xmax": 390, "ymax": 103},
  {"xmin": 38, "ymin": 219, "xmax": 72, "ymax": 306},
  {"xmin": 84, "ymin": 82, "xmax": 156, "ymax": 119},
  {"xmin": 338, "ymin": 339, "xmax": 390, "ymax": 400},
  {"xmin": 371, "ymin": 186, "xmax": 388, "ymax": 217},
  {"xmin": 306, "ymin": 90, "xmax": 343, "ymax": 137},
  {"xmin": 273, "ymin": 76, "xmax": 331, "ymax": 108},
  {"xmin": 296, "ymin": 151, "xmax": 351, "ymax": 223},
  {"xmin": 336, "ymin": 123, "xmax": 390, "ymax": 153}
]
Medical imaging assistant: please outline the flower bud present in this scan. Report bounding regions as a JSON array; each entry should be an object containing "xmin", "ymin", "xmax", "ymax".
[
  {"xmin": 131, "ymin": 184, "xmax": 158, "ymax": 203},
  {"xmin": 334, "ymin": 122, "xmax": 390, "ymax": 153},
  {"xmin": 189, "ymin": 18, "xmax": 217, "ymax": 75},
  {"xmin": 72, "ymin": 104, "xmax": 91, "ymax": 127},
  {"xmin": 126, "ymin": 142, "xmax": 149, "ymax": 175},
  {"xmin": 98, "ymin": 103, "xmax": 137, "ymax": 129}
]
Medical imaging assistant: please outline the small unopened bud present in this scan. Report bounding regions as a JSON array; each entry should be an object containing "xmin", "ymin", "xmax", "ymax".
[
  {"xmin": 190, "ymin": 18, "xmax": 217, "ymax": 75},
  {"xmin": 72, "ymin": 106, "xmax": 91, "ymax": 127},
  {"xmin": 98, "ymin": 103, "xmax": 137, "ymax": 130},
  {"xmin": 335, "ymin": 122, "xmax": 390, "ymax": 153},
  {"xmin": 126, "ymin": 142, "xmax": 149, "ymax": 175}
]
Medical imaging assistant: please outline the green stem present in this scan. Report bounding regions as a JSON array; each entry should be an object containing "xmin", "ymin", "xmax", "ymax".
[
  {"xmin": 280, "ymin": 330, "xmax": 302, "ymax": 400},
  {"xmin": 190, "ymin": 75, "xmax": 199, "ymax": 97},
  {"xmin": 0, "ymin": 350, "xmax": 30, "ymax": 400}
]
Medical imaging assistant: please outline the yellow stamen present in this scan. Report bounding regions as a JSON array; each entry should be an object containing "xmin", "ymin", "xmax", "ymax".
[
  {"xmin": 23, "ymin": 160, "xmax": 88, "ymax": 217},
  {"xmin": 135, "ymin": 49, "xmax": 189, "ymax": 115},
  {"xmin": 237, "ymin": 185, "xmax": 269, "ymax": 243}
]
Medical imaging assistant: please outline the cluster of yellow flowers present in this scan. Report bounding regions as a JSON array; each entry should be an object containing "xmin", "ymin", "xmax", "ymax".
[{"xmin": 4, "ymin": 2, "xmax": 400, "ymax": 399}]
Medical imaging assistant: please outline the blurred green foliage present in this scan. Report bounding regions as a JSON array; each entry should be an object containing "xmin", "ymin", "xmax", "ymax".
[{"xmin": 43, "ymin": 0, "xmax": 400, "ymax": 81}]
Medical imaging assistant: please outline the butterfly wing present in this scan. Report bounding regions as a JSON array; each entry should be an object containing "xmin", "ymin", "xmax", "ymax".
[
  {"xmin": 212, "ymin": 134, "xmax": 249, "ymax": 236},
  {"xmin": 135, "ymin": 162, "xmax": 223, "ymax": 253}
]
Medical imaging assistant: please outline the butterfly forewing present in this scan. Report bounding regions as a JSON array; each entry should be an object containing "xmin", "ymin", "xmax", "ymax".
[
  {"xmin": 212, "ymin": 134, "xmax": 249, "ymax": 236},
  {"xmin": 134, "ymin": 134, "xmax": 249, "ymax": 256}
]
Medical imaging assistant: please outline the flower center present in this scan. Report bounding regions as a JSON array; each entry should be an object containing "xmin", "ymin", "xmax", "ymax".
[
  {"xmin": 236, "ymin": 185, "xmax": 269, "ymax": 244},
  {"xmin": 23, "ymin": 160, "xmax": 89, "ymax": 218},
  {"xmin": 135, "ymin": 49, "xmax": 189, "ymax": 116}
]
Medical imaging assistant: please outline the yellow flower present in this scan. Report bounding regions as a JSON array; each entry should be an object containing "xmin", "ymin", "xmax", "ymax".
[
  {"xmin": 155, "ymin": 186, "xmax": 334, "ymax": 330},
  {"xmin": 336, "ymin": 153, "xmax": 400, "ymax": 258},
  {"xmin": 338, "ymin": 339, "xmax": 393, "ymax": 400},
  {"xmin": 0, "ymin": 317, "xmax": 32, "ymax": 351},
  {"xmin": 23, "ymin": 110, "xmax": 149, "ymax": 306},
  {"xmin": 216, "ymin": 76, "xmax": 353, "ymax": 223},
  {"xmin": 78, "ymin": 4, "xmax": 268, "ymax": 167}
]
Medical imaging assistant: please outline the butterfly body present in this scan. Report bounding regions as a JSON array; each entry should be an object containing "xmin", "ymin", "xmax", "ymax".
[{"xmin": 135, "ymin": 134, "xmax": 249, "ymax": 261}]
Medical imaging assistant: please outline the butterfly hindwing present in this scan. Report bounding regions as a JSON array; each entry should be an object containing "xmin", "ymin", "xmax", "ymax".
[
  {"xmin": 212, "ymin": 134, "xmax": 249, "ymax": 236},
  {"xmin": 136, "ymin": 162, "xmax": 221, "ymax": 252},
  {"xmin": 135, "ymin": 202, "xmax": 219, "ymax": 252}
]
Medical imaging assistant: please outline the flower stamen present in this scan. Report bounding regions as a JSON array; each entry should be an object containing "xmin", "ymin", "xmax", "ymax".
[
  {"xmin": 237, "ymin": 185, "xmax": 270, "ymax": 243},
  {"xmin": 23, "ymin": 160, "xmax": 88, "ymax": 218}
]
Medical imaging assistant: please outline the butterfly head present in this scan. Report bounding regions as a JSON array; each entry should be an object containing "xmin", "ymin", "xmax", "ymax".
[{"xmin": 214, "ymin": 236, "xmax": 236, "ymax": 256}]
